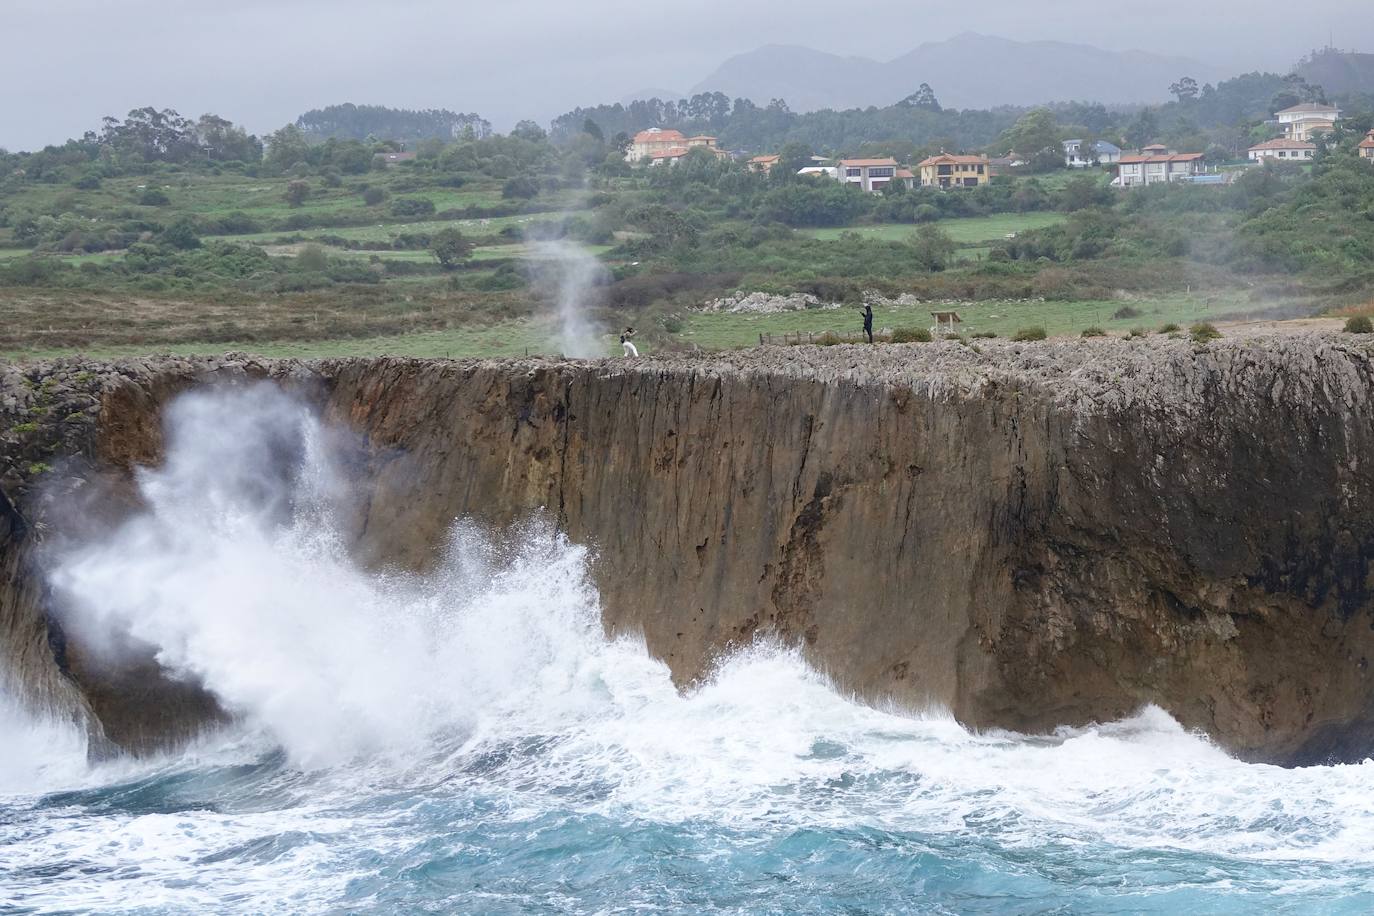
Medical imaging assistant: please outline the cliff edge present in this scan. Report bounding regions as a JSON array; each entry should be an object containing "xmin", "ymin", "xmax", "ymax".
[{"xmin": 3, "ymin": 335, "xmax": 1372, "ymax": 764}]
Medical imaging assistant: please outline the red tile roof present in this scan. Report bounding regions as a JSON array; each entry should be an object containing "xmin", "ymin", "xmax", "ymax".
[
  {"xmin": 647, "ymin": 147, "xmax": 691, "ymax": 159},
  {"xmin": 895, "ymin": 168, "xmax": 915, "ymax": 179},
  {"xmin": 1360, "ymin": 131, "xmax": 1374, "ymax": 149},
  {"xmin": 633, "ymin": 129, "xmax": 686, "ymax": 144},
  {"xmin": 1276, "ymin": 102, "xmax": 1340, "ymax": 114},
  {"xmin": 1248, "ymin": 138, "xmax": 1316, "ymax": 151},
  {"xmin": 917, "ymin": 154, "xmax": 989, "ymax": 166},
  {"xmin": 1117, "ymin": 153, "xmax": 1204, "ymax": 164}
]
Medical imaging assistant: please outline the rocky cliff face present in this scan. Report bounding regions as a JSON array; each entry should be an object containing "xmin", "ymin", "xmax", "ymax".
[{"xmin": 3, "ymin": 336, "xmax": 1373, "ymax": 765}]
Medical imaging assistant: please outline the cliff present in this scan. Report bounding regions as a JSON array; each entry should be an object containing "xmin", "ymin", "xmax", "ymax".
[{"xmin": 3, "ymin": 336, "xmax": 1373, "ymax": 765}]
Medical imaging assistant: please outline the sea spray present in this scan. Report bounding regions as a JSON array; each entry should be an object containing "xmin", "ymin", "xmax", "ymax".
[
  {"xmin": 9, "ymin": 387, "xmax": 1374, "ymax": 911},
  {"xmin": 529, "ymin": 239, "xmax": 606, "ymax": 357}
]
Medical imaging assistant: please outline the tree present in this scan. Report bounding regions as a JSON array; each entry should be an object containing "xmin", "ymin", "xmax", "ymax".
[
  {"xmin": 362, "ymin": 186, "xmax": 388, "ymax": 206},
  {"xmin": 511, "ymin": 120, "xmax": 548, "ymax": 142},
  {"xmin": 429, "ymin": 227, "xmax": 475, "ymax": 269},
  {"xmin": 998, "ymin": 109, "xmax": 1064, "ymax": 172},
  {"xmin": 284, "ymin": 180, "xmax": 310, "ymax": 208},
  {"xmin": 909, "ymin": 225, "xmax": 955, "ymax": 271},
  {"xmin": 1169, "ymin": 76, "xmax": 1200, "ymax": 103},
  {"xmin": 901, "ymin": 83, "xmax": 942, "ymax": 112},
  {"xmin": 1124, "ymin": 109, "xmax": 1160, "ymax": 149},
  {"xmin": 582, "ymin": 118, "xmax": 604, "ymax": 141},
  {"xmin": 502, "ymin": 175, "xmax": 540, "ymax": 199},
  {"xmin": 774, "ymin": 141, "xmax": 813, "ymax": 181},
  {"xmin": 159, "ymin": 216, "xmax": 201, "ymax": 250},
  {"xmin": 264, "ymin": 124, "xmax": 312, "ymax": 173}
]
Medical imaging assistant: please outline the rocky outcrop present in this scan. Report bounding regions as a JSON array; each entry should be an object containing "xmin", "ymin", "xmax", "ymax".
[{"xmin": 3, "ymin": 335, "xmax": 1374, "ymax": 765}]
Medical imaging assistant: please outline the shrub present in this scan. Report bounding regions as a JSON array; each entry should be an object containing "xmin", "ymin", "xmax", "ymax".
[
  {"xmin": 1344, "ymin": 315, "xmax": 1373, "ymax": 334},
  {"xmin": 890, "ymin": 326, "xmax": 932, "ymax": 343},
  {"xmin": 1128, "ymin": 327, "xmax": 1146, "ymax": 338},
  {"xmin": 1190, "ymin": 322, "xmax": 1222, "ymax": 342},
  {"xmin": 1012, "ymin": 326, "xmax": 1047, "ymax": 341},
  {"xmin": 362, "ymin": 186, "xmax": 388, "ymax": 206},
  {"xmin": 1158, "ymin": 323, "xmax": 1181, "ymax": 334},
  {"xmin": 971, "ymin": 330, "xmax": 998, "ymax": 339},
  {"xmin": 1112, "ymin": 305, "xmax": 1142, "ymax": 320},
  {"xmin": 1081, "ymin": 326, "xmax": 1106, "ymax": 337},
  {"xmin": 138, "ymin": 188, "xmax": 171, "ymax": 206},
  {"xmin": 284, "ymin": 180, "xmax": 310, "ymax": 208},
  {"xmin": 296, "ymin": 244, "xmax": 328, "ymax": 272},
  {"xmin": 502, "ymin": 175, "xmax": 540, "ymax": 200},
  {"xmin": 815, "ymin": 331, "xmax": 842, "ymax": 346},
  {"xmin": 391, "ymin": 197, "xmax": 436, "ymax": 218}
]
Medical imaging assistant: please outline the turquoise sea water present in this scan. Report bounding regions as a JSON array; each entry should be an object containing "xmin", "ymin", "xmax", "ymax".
[{"xmin": 3, "ymin": 386, "xmax": 1373, "ymax": 914}]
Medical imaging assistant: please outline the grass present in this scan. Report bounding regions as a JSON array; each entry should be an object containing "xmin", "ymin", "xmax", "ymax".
[
  {"xmin": 0, "ymin": 318, "xmax": 629, "ymax": 363},
  {"xmin": 679, "ymin": 293, "xmax": 1271, "ymax": 349},
  {"xmin": 798, "ymin": 212, "xmax": 1066, "ymax": 245}
]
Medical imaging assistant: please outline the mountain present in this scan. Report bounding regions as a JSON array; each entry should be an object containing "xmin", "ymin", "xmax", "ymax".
[{"xmin": 690, "ymin": 33, "xmax": 1228, "ymax": 111}]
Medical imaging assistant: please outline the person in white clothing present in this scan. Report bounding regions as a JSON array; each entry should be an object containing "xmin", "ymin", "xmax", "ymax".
[{"xmin": 620, "ymin": 327, "xmax": 639, "ymax": 357}]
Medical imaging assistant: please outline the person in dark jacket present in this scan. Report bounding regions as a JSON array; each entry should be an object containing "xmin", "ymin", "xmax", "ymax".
[{"xmin": 859, "ymin": 305, "xmax": 874, "ymax": 344}]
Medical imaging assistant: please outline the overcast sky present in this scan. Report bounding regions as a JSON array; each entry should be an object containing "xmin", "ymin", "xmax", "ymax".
[{"xmin": 3, "ymin": 0, "xmax": 1371, "ymax": 150}]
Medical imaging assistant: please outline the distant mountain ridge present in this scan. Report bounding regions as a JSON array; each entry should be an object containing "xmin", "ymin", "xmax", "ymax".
[{"xmin": 690, "ymin": 33, "xmax": 1228, "ymax": 111}]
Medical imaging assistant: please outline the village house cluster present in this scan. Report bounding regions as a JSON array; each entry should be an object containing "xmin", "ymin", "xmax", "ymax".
[{"xmin": 627, "ymin": 99, "xmax": 1373, "ymax": 193}]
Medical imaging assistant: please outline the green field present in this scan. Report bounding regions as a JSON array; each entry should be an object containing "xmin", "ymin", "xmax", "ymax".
[
  {"xmin": 800, "ymin": 213, "xmax": 1066, "ymax": 245},
  {"xmin": 680, "ymin": 294, "xmax": 1267, "ymax": 349}
]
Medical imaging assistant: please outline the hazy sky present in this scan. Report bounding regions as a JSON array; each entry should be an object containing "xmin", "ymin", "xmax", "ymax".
[{"xmin": 3, "ymin": 0, "xmax": 1371, "ymax": 150}]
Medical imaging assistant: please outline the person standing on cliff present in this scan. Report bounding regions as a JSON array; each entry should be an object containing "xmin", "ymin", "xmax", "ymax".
[
  {"xmin": 620, "ymin": 327, "xmax": 639, "ymax": 357},
  {"xmin": 859, "ymin": 305, "xmax": 874, "ymax": 344}
]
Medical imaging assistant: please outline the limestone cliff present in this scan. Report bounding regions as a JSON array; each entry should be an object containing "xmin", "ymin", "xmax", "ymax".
[{"xmin": 3, "ymin": 336, "xmax": 1373, "ymax": 764}]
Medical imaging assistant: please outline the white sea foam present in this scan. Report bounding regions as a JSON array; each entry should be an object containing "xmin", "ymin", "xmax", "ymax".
[{"xmin": 6, "ymin": 386, "xmax": 1374, "ymax": 911}]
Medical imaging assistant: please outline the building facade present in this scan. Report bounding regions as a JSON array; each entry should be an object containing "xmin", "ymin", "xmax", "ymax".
[
  {"xmin": 1360, "ymin": 130, "xmax": 1374, "ymax": 162},
  {"xmin": 1063, "ymin": 139, "xmax": 1122, "ymax": 167},
  {"xmin": 1113, "ymin": 153, "xmax": 1205, "ymax": 187},
  {"xmin": 917, "ymin": 154, "xmax": 991, "ymax": 189},
  {"xmin": 838, "ymin": 158, "xmax": 903, "ymax": 192},
  {"xmin": 1275, "ymin": 103, "xmax": 1341, "ymax": 142},
  {"xmin": 627, "ymin": 129, "xmax": 729, "ymax": 164},
  {"xmin": 1247, "ymin": 138, "xmax": 1316, "ymax": 163}
]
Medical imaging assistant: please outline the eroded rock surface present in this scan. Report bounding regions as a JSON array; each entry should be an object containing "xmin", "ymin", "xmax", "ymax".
[{"xmin": 3, "ymin": 335, "xmax": 1372, "ymax": 764}]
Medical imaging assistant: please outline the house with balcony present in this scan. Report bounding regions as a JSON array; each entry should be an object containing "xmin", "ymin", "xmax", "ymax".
[
  {"xmin": 748, "ymin": 154, "xmax": 780, "ymax": 173},
  {"xmin": 1247, "ymin": 137, "xmax": 1316, "ymax": 163},
  {"xmin": 917, "ymin": 153, "xmax": 991, "ymax": 189},
  {"xmin": 838, "ymin": 158, "xmax": 908, "ymax": 192},
  {"xmin": 1275, "ymin": 102, "xmax": 1341, "ymax": 142},
  {"xmin": 1063, "ymin": 139, "xmax": 1122, "ymax": 167},
  {"xmin": 1112, "ymin": 152, "xmax": 1205, "ymax": 187}
]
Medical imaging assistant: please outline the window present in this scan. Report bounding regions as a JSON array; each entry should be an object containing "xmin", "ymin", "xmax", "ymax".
[
  {"xmin": 868, "ymin": 167, "xmax": 894, "ymax": 178},
  {"xmin": 962, "ymin": 177, "xmax": 978, "ymax": 187},
  {"xmin": 846, "ymin": 167, "xmax": 861, "ymax": 177},
  {"xmin": 977, "ymin": 165, "xmax": 985, "ymax": 174},
  {"xmin": 937, "ymin": 165, "xmax": 952, "ymax": 175}
]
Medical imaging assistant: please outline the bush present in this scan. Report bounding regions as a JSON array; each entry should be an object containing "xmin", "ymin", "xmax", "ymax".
[
  {"xmin": 1112, "ymin": 305, "xmax": 1142, "ymax": 320},
  {"xmin": 391, "ymin": 197, "xmax": 436, "ymax": 218},
  {"xmin": 362, "ymin": 186, "xmax": 388, "ymax": 206},
  {"xmin": 815, "ymin": 331, "xmax": 843, "ymax": 346},
  {"xmin": 971, "ymin": 330, "xmax": 998, "ymax": 339},
  {"xmin": 296, "ymin": 244, "xmax": 328, "ymax": 272},
  {"xmin": 1081, "ymin": 326, "xmax": 1106, "ymax": 337},
  {"xmin": 1012, "ymin": 326, "xmax": 1047, "ymax": 341},
  {"xmin": 1128, "ymin": 327, "xmax": 1146, "ymax": 338},
  {"xmin": 502, "ymin": 175, "xmax": 540, "ymax": 200},
  {"xmin": 1158, "ymin": 323, "xmax": 1181, "ymax": 334},
  {"xmin": 1344, "ymin": 315, "xmax": 1373, "ymax": 334},
  {"xmin": 890, "ymin": 327, "xmax": 932, "ymax": 343},
  {"xmin": 138, "ymin": 188, "xmax": 171, "ymax": 207},
  {"xmin": 1190, "ymin": 322, "xmax": 1222, "ymax": 342}
]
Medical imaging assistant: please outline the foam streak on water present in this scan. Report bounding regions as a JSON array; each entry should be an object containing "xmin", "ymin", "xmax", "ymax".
[{"xmin": 2, "ymin": 387, "xmax": 1373, "ymax": 914}]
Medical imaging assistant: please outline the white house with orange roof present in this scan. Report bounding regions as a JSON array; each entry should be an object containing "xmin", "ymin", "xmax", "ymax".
[
  {"xmin": 1359, "ymin": 130, "xmax": 1374, "ymax": 162},
  {"xmin": 1113, "ymin": 152, "xmax": 1205, "ymax": 187},
  {"xmin": 1247, "ymin": 137, "xmax": 1316, "ymax": 163},
  {"xmin": 1275, "ymin": 102, "xmax": 1341, "ymax": 142}
]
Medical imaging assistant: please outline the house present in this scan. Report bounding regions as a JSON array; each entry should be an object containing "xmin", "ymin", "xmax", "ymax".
[
  {"xmin": 749, "ymin": 154, "xmax": 780, "ymax": 173},
  {"xmin": 987, "ymin": 151, "xmax": 1026, "ymax": 174},
  {"xmin": 1112, "ymin": 152, "xmax": 1205, "ymax": 187},
  {"xmin": 375, "ymin": 151, "xmax": 417, "ymax": 166},
  {"xmin": 1359, "ymin": 130, "xmax": 1374, "ymax": 162},
  {"xmin": 917, "ymin": 153, "xmax": 991, "ymax": 189},
  {"xmin": 1247, "ymin": 137, "xmax": 1316, "ymax": 163},
  {"xmin": 838, "ymin": 158, "xmax": 903, "ymax": 192},
  {"xmin": 1140, "ymin": 143, "xmax": 1173, "ymax": 156},
  {"xmin": 1063, "ymin": 139, "xmax": 1122, "ymax": 167},
  {"xmin": 1275, "ymin": 102, "xmax": 1341, "ymax": 142},
  {"xmin": 685, "ymin": 135, "xmax": 730, "ymax": 160},
  {"xmin": 627, "ymin": 128, "xmax": 728, "ymax": 165}
]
